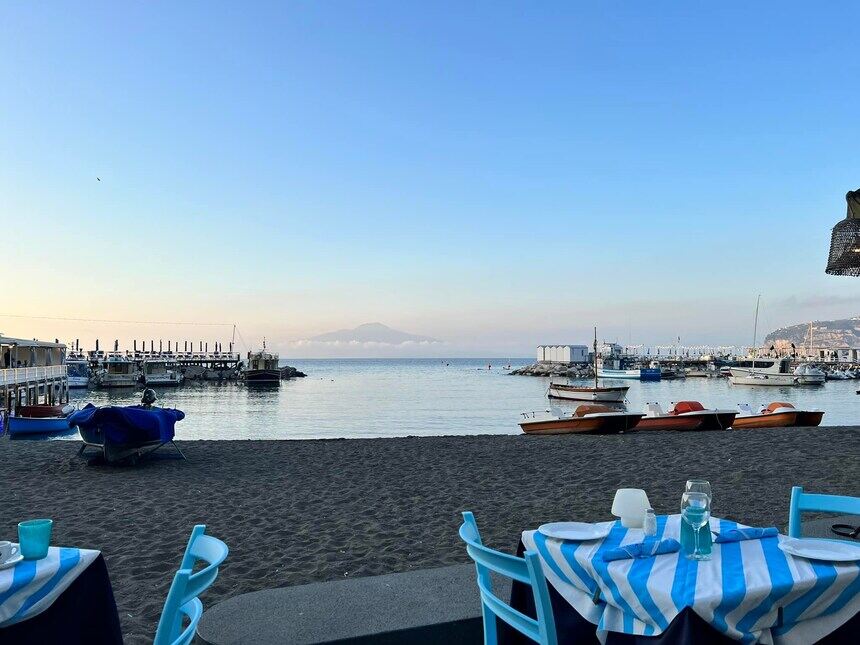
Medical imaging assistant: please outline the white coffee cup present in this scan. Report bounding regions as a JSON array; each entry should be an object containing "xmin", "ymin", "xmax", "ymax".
[{"xmin": 0, "ymin": 541, "xmax": 19, "ymax": 562}]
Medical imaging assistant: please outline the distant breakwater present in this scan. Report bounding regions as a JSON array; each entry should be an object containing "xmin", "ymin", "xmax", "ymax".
[{"xmin": 510, "ymin": 363, "xmax": 593, "ymax": 378}]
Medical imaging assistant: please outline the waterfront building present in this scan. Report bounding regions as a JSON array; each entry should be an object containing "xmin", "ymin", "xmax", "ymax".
[
  {"xmin": 536, "ymin": 345, "xmax": 589, "ymax": 364},
  {"xmin": 0, "ymin": 335, "xmax": 68, "ymax": 414}
]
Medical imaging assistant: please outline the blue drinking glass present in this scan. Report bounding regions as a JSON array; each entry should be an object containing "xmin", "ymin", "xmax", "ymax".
[{"xmin": 18, "ymin": 519, "xmax": 53, "ymax": 560}]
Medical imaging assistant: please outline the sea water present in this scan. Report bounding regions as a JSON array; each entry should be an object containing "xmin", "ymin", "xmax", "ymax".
[{"xmin": 49, "ymin": 358, "xmax": 860, "ymax": 440}]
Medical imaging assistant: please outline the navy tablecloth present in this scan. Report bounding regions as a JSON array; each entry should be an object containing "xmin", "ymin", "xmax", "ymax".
[{"xmin": 0, "ymin": 554, "xmax": 122, "ymax": 644}]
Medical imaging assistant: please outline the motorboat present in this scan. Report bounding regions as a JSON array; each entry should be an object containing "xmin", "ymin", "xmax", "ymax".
[
  {"xmin": 548, "ymin": 381, "xmax": 629, "ymax": 403},
  {"xmin": 597, "ymin": 353, "xmax": 661, "ymax": 381},
  {"xmin": 141, "ymin": 358, "xmax": 183, "ymax": 386},
  {"xmin": 7, "ymin": 404, "xmax": 75, "ymax": 436},
  {"xmin": 519, "ymin": 405, "xmax": 643, "ymax": 435},
  {"xmin": 731, "ymin": 402, "xmax": 799, "ymax": 429},
  {"xmin": 827, "ymin": 369, "xmax": 851, "ymax": 380},
  {"xmin": 793, "ymin": 363, "xmax": 826, "ymax": 385},
  {"xmin": 69, "ymin": 391, "xmax": 186, "ymax": 464},
  {"xmin": 729, "ymin": 357, "xmax": 797, "ymax": 386},
  {"xmin": 66, "ymin": 351, "xmax": 90, "ymax": 388},
  {"xmin": 636, "ymin": 401, "xmax": 736, "ymax": 431},
  {"xmin": 95, "ymin": 353, "xmax": 139, "ymax": 388},
  {"xmin": 242, "ymin": 340, "xmax": 280, "ymax": 383}
]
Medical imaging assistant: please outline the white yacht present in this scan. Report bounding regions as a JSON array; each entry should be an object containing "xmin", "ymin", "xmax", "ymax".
[
  {"xmin": 66, "ymin": 351, "xmax": 90, "ymax": 388},
  {"xmin": 95, "ymin": 353, "xmax": 139, "ymax": 388},
  {"xmin": 141, "ymin": 358, "xmax": 183, "ymax": 386},
  {"xmin": 729, "ymin": 357, "xmax": 797, "ymax": 386}
]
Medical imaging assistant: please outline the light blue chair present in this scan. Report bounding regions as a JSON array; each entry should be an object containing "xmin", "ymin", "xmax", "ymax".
[
  {"xmin": 788, "ymin": 486, "xmax": 860, "ymax": 539},
  {"xmin": 154, "ymin": 525, "xmax": 229, "ymax": 645},
  {"xmin": 459, "ymin": 511, "xmax": 557, "ymax": 645}
]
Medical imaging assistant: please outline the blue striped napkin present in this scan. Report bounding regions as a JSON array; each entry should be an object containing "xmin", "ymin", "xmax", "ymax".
[
  {"xmin": 602, "ymin": 538, "xmax": 681, "ymax": 562},
  {"xmin": 714, "ymin": 527, "xmax": 778, "ymax": 543}
]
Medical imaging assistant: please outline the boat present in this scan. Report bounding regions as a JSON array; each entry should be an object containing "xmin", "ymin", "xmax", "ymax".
[
  {"xmin": 95, "ymin": 353, "xmax": 139, "ymax": 388},
  {"xmin": 242, "ymin": 340, "xmax": 280, "ymax": 383},
  {"xmin": 141, "ymin": 358, "xmax": 183, "ymax": 386},
  {"xmin": 668, "ymin": 401, "xmax": 737, "ymax": 429},
  {"xmin": 794, "ymin": 363, "xmax": 826, "ymax": 385},
  {"xmin": 636, "ymin": 401, "xmax": 737, "ymax": 431},
  {"xmin": 597, "ymin": 353, "xmax": 661, "ymax": 381},
  {"xmin": 66, "ymin": 351, "xmax": 90, "ymax": 388},
  {"xmin": 827, "ymin": 369, "xmax": 851, "ymax": 380},
  {"xmin": 757, "ymin": 401, "xmax": 825, "ymax": 427},
  {"xmin": 636, "ymin": 403, "xmax": 705, "ymax": 431},
  {"xmin": 519, "ymin": 405, "xmax": 643, "ymax": 435},
  {"xmin": 7, "ymin": 404, "xmax": 74, "ymax": 435},
  {"xmin": 731, "ymin": 402, "xmax": 799, "ymax": 429},
  {"xmin": 70, "ymin": 392, "xmax": 185, "ymax": 464},
  {"xmin": 729, "ymin": 296, "xmax": 797, "ymax": 387},
  {"xmin": 547, "ymin": 381, "xmax": 629, "ymax": 403},
  {"xmin": 549, "ymin": 328, "xmax": 629, "ymax": 402}
]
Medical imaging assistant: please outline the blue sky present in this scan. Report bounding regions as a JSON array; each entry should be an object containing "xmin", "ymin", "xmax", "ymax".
[{"xmin": 2, "ymin": 1, "xmax": 859, "ymax": 356}]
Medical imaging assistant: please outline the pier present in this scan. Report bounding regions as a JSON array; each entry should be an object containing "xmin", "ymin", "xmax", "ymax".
[{"xmin": 0, "ymin": 336, "xmax": 68, "ymax": 416}]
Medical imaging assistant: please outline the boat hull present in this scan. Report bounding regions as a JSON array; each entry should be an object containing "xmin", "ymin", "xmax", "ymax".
[
  {"xmin": 520, "ymin": 414, "xmax": 642, "ymax": 435},
  {"xmin": 67, "ymin": 376, "xmax": 90, "ymax": 388},
  {"xmin": 636, "ymin": 415, "xmax": 704, "ymax": 431},
  {"xmin": 244, "ymin": 369, "xmax": 281, "ymax": 383},
  {"xmin": 548, "ymin": 384, "xmax": 628, "ymax": 402},
  {"xmin": 7, "ymin": 416, "xmax": 71, "ymax": 435},
  {"xmin": 731, "ymin": 411, "xmax": 798, "ymax": 429},
  {"xmin": 729, "ymin": 375, "xmax": 797, "ymax": 386},
  {"xmin": 794, "ymin": 411, "xmax": 825, "ymax": 427}
]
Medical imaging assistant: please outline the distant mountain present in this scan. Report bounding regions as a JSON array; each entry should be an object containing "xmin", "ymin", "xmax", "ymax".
[
  {"xmin": 764, "ymin": 317, "xmax": 860, "ymax": 348},
  {"xmin": 310, "ymin": 322, "xmax": 439, "ymax": 345}
]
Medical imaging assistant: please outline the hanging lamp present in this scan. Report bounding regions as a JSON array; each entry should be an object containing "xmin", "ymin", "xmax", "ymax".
[{"xmin": 825, "ymin": 189, "xmax": 860, "ymax": 276}]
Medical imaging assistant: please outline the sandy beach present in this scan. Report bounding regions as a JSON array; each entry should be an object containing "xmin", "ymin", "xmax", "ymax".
[{"xmin": 0, "ymin": 427, "xmax": 857, "ymax": 643}]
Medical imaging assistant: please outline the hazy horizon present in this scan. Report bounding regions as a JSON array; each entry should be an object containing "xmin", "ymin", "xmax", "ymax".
[{"xmin": 3, "ymin": 2, "xmax": 860, "ymax": 357}]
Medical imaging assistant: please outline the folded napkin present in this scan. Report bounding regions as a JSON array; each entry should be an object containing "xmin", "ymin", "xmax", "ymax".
[
  {"xmin": 715, "ymin": 527, "xmax": 779, "ymax": 543},
  {"xmin": 602, "ymin": 538, "xmax": 681, "ymax": 562}
]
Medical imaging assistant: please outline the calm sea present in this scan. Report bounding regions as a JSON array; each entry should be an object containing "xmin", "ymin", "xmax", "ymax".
[{"xmin": 62, "ymin": 358, "xmax": 858, "ymax": 440}]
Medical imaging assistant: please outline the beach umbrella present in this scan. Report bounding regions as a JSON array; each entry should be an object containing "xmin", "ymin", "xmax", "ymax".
[{"xmin": 825, "ymin": 189, "xmax": 860, "ymax": 276}]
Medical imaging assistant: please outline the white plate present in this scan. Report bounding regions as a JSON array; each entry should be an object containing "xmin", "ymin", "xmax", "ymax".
[
  {"xmin": 778, "ymin": 537, "xmax": 860, "ymax": 562},
  {"xmin": 0, "ymin": 554, "xmax": 23, "ymax": 570},
  {"xmin": 538, "ymin": 521, "xmax": 612, "ymax": 541}
]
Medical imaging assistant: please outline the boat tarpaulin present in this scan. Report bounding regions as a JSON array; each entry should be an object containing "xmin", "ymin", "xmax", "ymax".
[{"xmin": 69, "ymin": 404, "xmax": 184, "ymax": 445}]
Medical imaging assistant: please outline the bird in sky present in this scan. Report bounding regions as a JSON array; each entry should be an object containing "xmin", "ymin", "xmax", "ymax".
[{"xmin": 96, "ymin": 177, "xmax": 101, "ymax": 181}]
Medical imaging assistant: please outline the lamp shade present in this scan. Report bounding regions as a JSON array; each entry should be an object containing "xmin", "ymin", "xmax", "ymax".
[
  {"xmin": 611, "ymin": 488, "xmax": 651, "ymax": 528},
  {"xmin": 825, "ymin": 189, "xmax": 860, "ymax": 277}
]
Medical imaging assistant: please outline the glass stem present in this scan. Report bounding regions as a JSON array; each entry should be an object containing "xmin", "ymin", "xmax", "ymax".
[{"xmin": 693, "ymin": 524, "xmax": 699, "ymax": 555}]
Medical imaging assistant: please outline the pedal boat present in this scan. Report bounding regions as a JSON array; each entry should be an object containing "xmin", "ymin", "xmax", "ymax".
[
  {"xmin": 766, "ymin": 401, "xmax": 824, "ymax": 427},
  {"xmin": 731, "ymin": 402, "xmax": 799, "ymax": 429},
  {"xmin": 666, "ymin": 401, "xmax": 737, "ymax": 430},
  {"xmin": 636, "ymin": 403, "xmax": 705, "ymax": 431},
  {"xmin": 519, "ymin": 405, "xmax": 643, "ymax": 435}
]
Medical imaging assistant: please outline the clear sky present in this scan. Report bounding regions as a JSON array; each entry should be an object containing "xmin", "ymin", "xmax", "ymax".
[{"xmin": 2, "ymin": 1, "xmax": 859, "ymax": 357}]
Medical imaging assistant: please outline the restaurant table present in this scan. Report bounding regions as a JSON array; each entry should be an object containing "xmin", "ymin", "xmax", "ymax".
[
  {"xmin": 0, "ymin": 547, "xmax": 122, "ymax": 644},
  {"xmin": 501, "ymin": 515, "xmax": 860, "ymax": 644}
]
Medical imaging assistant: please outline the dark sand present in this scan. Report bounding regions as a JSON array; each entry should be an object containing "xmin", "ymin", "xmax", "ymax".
[{"xmin": 1, "ymin": 427, "xmax": 858, "ymax": 643}]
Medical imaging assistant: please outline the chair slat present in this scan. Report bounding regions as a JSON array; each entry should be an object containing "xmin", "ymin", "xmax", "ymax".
[
  {"xmin": 466, "ymin": 543, "xmax": 531, "ymax": 584},
  {"xmin": 789, "ymin": 487, "xmax": 860, "ymax": 538},
  {"xmin": 478, "ymin": 577, "xmax": 541, "ymax": 641}
]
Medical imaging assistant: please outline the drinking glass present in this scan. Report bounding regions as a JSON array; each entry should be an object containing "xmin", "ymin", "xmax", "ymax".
[
  {"xmin": 681, "ymin": 492, "xmax": 711, "ymax": 560},
  {"xmin": 685, "ymin": 480, "xmax": 712, "ymax": 500},
  {"xmin": 18, "ymin": 519, "xmax": 53, "ymax": 560}
]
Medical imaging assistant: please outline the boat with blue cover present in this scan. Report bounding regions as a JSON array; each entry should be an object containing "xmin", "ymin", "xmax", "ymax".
[{"xmin": 69, "ymin": 390, "xmax": 185, "ymax": 464}]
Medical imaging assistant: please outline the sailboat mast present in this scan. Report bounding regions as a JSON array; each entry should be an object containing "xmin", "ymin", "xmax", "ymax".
[
  {"xmin": 752, "ymin": 294, "xmax": 761, "ymax": 372},
  {"xmin": 593, "ymin": 327, "xmax": 598, "ymax": 389}
]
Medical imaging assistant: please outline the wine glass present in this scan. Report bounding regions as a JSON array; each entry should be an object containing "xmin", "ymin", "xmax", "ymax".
[
  {"xmin": 685, "ymin": 479, "xmax": 712, "ymax": 500},
  {"xmin": 681, "ymin": 491, "xmax": 711, "ymax": 560}
]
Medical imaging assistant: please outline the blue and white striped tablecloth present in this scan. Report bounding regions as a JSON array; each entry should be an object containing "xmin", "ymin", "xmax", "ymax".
[
  {"xmin": 522, "ymin": 515, "xmax": 860, "ymax": 644},
  {"xmin": 0, "ymin": 546, "xmax": 100, "ymax": 626}
]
